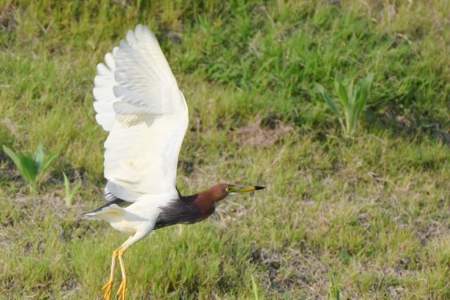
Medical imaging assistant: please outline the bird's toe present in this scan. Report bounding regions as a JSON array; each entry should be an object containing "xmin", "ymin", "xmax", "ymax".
[
  {"xmin": 102, "ymin": 279, "xmax": 113, "ymax": 300},
  {"xmin": 116, "ymin": 278, "xmax": 127, "ymax": 300}
]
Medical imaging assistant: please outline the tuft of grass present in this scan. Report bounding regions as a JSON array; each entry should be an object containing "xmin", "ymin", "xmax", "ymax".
[
  {"xmin": 251, "ymin": 275, "xmax": 261, "ymax": 300},
  {"xmin": 2, "ymin": 144, "xmax": 57, "ymax": 193},
  {"xmin": 328, "ymin": 272, "xmax": 342, "ymax": 300},
  {"xmin": 63, "ymin": 172, "xmax": 81, "ymax": 207},
  {"xmin": 315, "ymin": 74, "xmax": 373, "ymax": 137}
]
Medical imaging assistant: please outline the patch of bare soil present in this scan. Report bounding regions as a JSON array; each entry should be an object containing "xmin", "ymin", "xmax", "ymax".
[
  {"xmin": 378, "ymin": 107, "xmax": 450, "ymax": 145},
  {"xmin": 416, "ymin": 219, "xmax": 449, "ymax": 245},
  {"xmin": 0, "ymin": 192, "xmax": 100, "ymax": 249},
  {"xmin": 251, "ymin": 246, "xmax": 329, "ymax": 298},
  {"xmin": 0, "ymin": 4, "xmax": 16, "ymax": 32},
  {"xmin": 233, "ymin": 115, "xmax": 293, "ymax": 147}
]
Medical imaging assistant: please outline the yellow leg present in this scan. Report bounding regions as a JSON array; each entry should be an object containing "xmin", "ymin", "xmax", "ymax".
[
  {"xmin": 102, "ymin": 249, "xmax": 119, "ymax": 300},
  {"xmin": 116, "ymin": 249, "xmax": 127, "ymax": 300},
  {"xmin": 105, "ymin": 231, "xmax": 146, "ymax": 300}
]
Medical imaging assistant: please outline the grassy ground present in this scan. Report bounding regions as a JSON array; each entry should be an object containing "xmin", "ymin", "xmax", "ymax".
[{"xmin": 1, "ymin": 0, "xmax": 449, "ymax": 299}]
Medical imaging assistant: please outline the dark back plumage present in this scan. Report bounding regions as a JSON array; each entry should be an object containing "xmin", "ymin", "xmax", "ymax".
[{"xmin": 154, "ymin": 195, "xmax": 207, "ymax": 229}]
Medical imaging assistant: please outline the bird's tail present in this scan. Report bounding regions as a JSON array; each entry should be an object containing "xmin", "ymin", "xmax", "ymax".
[{"xmin": 83, "ymin": 204, "xmax": 126, "ymax": 222}]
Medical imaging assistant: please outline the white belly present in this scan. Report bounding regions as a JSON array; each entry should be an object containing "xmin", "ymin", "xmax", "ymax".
[{"xmin": 110, "ymin": 220, "xmax": 139, "ymax": 234}]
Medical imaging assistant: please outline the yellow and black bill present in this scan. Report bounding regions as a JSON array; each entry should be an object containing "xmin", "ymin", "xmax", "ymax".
[{"xmin": 227, "ymin": 184, "xmax": 265, "ymax": 193}]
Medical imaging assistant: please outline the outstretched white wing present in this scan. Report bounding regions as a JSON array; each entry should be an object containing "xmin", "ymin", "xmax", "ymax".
[{"xmin": 92, "ymin": 25, "xmax": 188, "ymax": 202}]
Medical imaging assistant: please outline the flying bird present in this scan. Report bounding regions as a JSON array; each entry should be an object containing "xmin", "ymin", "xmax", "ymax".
[{"xmin": 84, "ymin": 25, "xmax": 264, "ymax": 300}]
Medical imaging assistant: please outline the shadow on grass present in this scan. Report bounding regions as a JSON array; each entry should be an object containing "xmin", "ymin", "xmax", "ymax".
[{"xmin": 366, "ymin": 107, "xmax": 450, "ymax": 146}]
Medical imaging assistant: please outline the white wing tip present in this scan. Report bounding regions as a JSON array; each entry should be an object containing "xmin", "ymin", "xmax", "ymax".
[
  {"xmin": 134, "ymin": 24, "xmax": 155, "ymax": 40},
  {"xmin": 135, "ymin": 24, "xmax": 148, "ymax": 33}
]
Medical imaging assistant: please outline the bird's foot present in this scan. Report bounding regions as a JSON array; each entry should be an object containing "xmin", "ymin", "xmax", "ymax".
[
  {"xmin": 102, "ymin": 279, "xmax": 114, "ymax": 300},
  {"xmin": 116, "ymin": 278, "xmax": 127, "ymax": 300}
]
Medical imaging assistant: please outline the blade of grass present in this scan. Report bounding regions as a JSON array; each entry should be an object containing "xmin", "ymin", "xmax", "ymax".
[
  {"xmin": 34, "ymin": 144, "xmax": 45, "ymax": 171},
  {"xmin": 63, "ymin": 172, "xmax": 80, "ymax": 207},
  {"xmin": 251, "ymin": 275, "xmax": 260, "ymax": 300},
  {"xmin": 315, "ymin": 83, "xmax": 339, "ymax": 115}
]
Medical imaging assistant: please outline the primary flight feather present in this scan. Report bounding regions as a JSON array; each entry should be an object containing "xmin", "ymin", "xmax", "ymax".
[{"xmin": 85, "ymin": 25, "xmax": 264, "ymax": 300}]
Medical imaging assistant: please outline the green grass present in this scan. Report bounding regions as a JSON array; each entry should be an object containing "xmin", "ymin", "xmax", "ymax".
[
  {"xmin": 315, "ymin": 74, "xmax": 374, "ymax": 137},
  {"xmin": 2, "ymin": 144, "xmax": 57, "ymax": 193},
  {"xmin": 0, "ymin": 0, "xmax": 449, "ymax": 299}
]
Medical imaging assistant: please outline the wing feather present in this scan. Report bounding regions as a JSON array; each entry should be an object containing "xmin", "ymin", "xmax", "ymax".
[{"xmin": 92, "ymin": 25, "xmax": 188, "ymax": 202}]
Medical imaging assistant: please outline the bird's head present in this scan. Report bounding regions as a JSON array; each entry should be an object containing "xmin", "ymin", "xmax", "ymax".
[{"xmin": 207, "ymin": 183, "xmax": 265, "ymax": 203}]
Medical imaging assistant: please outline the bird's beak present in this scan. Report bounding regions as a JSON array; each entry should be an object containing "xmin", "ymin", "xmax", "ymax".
[{"xmin": 228, "ymin": 185, "xmax": 265, "ymax": 194}]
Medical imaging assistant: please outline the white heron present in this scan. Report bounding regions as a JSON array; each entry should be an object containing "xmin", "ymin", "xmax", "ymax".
[{"xmin": 84, "ymin": 25, "xmax": 264, "ymax": 300}]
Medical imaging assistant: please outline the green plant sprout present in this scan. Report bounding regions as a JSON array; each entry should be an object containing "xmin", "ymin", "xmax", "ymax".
[
  {"xmin": 251, "ymin": 275, "xmax": 260, "ymax": 300},
  {"xmin": 63, "ymin": 172, "xmax": 81, "ymax": 207},
  {"xmin": 315, "ymin": 74, "xmax": 374, "ymax": 137},
  {"xmin": 2, "ymin": 144, "xmax": 57, "ymax": 193}
]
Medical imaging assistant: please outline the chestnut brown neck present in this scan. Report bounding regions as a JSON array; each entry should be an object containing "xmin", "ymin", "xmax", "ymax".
[{"xmin": 192, "ymin": 184, "xmax": 229, "ymax": 216}]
